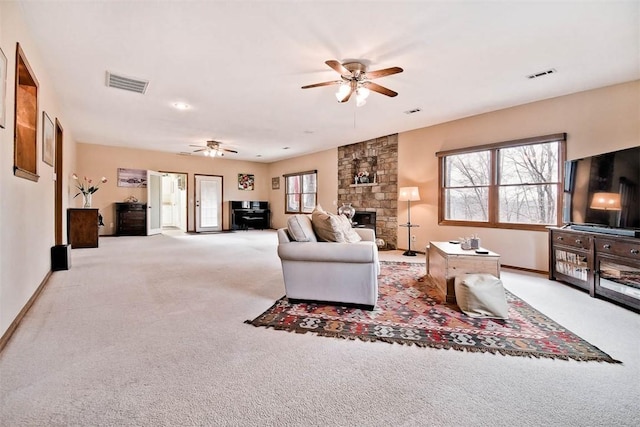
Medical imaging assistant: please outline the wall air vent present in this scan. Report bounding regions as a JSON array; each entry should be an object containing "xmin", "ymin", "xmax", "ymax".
[
  {"xmin": 106, "ymin": 71, "xmax": 149, "ymax": 94},
  {"xmin": 404, "ymin": 107, "xmax": 422, "ymax": 115},
  {"xmin": 527, "ymin": 68, "xmax": 557, "ymax": 79}
]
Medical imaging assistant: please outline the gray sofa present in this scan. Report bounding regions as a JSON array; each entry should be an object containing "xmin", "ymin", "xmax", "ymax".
[{"xmin": 277, "ymin": 221, "xmax": 380, "ymax": 310}]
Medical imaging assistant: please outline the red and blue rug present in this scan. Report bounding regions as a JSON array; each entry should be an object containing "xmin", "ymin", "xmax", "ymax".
[{"xmin": 246, "ymin": 261, "xmax": 620, "ymax": 363}]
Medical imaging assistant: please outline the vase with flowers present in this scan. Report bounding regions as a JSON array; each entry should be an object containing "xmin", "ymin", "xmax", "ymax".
[
  {"xmin": 357, "ymin": 171, "xmax": 370, "ymax": 184},
  {"xmin": 73, "ymin": 173, "xmax": 107, "ymax": 208}
]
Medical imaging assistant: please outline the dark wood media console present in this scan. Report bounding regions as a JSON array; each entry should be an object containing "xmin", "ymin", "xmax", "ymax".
[{"xmin": 549, "ymin": 226, "xmax": 640, "ymax": 311}]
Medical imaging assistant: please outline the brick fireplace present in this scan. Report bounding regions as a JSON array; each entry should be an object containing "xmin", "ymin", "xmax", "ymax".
[{"xmin": 337, "ymin": 134, "xmax": 398, "ymax": 249}]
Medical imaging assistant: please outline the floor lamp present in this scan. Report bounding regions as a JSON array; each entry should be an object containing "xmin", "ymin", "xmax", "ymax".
[{"xmin": 399, "ymin": 186, "xmax": 420, "ymax": 256}]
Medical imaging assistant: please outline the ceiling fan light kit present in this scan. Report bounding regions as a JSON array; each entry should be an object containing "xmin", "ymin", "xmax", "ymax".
[
  {"xmin": 189, "ymin": 140, "xmax": 238, "ymax": 158},
  {"xmin": 303, "ymin": 60, "xmax": 403, "ymax": 107}
]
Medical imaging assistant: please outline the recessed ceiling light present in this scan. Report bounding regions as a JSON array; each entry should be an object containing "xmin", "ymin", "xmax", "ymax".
[
  {"xmin": 283, "ymin": 147, "xmax": 290, "ymax": 150},
  {"xmin": 173, "ymin": 102, "xmax": 190, "ymax": 110},
  {"xmin": 256, "ymin": 154, "xmax": 262, "ymax": 157}
]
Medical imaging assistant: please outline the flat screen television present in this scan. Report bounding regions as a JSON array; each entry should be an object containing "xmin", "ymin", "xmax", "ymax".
[{"xmin": 564, "ymin": 146, "xmax": 640, "ymax": 236}]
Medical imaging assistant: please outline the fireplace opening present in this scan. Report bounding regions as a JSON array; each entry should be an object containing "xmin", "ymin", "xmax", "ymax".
[{"xmin": 352, "ymin": 211, "xmax": 376, "ymax": 230}]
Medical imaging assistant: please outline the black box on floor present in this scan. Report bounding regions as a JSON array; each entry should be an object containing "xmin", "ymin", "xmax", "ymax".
[{"xmin": 51, "ymin": 244, "xmax": 71, "ymax": 271}]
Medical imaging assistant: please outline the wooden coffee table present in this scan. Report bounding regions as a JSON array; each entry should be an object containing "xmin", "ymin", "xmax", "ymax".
[{"xmin": 426, "ymin": 241, "xmax": 501, "ymax": 303}]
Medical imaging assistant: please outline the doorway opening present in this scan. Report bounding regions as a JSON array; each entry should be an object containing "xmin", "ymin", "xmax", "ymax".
[{"xmin": 160, "ymin": 172, "xmax": 188, "ymax": 232}]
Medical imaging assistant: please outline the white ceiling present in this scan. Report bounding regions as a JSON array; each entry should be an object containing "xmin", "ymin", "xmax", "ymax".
[{"xmin": 17, "ymin": 1, "xmax": 640, "ymax": 162}]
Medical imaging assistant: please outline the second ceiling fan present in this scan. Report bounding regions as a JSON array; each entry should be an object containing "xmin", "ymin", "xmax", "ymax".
[
  {"xmin": 302, "ymin": 60, "xmax": 403, "ymax": 106},
  {"xmin": 190, "ymin": 140, "xmax": 237, "ymax": 157}
]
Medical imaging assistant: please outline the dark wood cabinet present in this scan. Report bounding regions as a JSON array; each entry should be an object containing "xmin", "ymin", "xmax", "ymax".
[
  {"xmin": 230, "ymin": 201, "xmax": 270, "ymax": 230},
  {"xmin": 67, "ymin": 208, "xmax": 99, "ymax": 248},
  {"xmin": 116, "ymin": 203, "xmax": 147, "ymax": 236},
  {"xmin": 549, "ymin": 227, "xmax": 640, "ymax": 311}
]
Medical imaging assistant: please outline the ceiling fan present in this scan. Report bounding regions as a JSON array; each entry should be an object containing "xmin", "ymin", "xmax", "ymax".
[
  {"xmin": 302, "ymin": 60, "xmax": 403, "ymax": 106},
  {"xmin": 189, "ymin": 140, "xmax": 238, "ymax": 157}
]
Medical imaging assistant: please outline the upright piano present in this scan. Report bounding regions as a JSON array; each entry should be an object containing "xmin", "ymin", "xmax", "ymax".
[{"xmin": 230, "ymin": 201, "xmax": 270, "ymax": 230}]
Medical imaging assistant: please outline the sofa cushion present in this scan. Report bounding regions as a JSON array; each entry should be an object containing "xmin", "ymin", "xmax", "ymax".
[
  {"xmin": 286, "ymin": 214, "xmax": 317, "ymax": 242},
  {"xmin": 311, "ymin": 206, "xmax": 362, "ymax": 243}
]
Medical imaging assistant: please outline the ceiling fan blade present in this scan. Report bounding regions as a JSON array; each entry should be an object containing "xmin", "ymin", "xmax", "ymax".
[
  {"xmin": 339, "ymin": 86, "xmax": 355, "ymax": 103},
  {"xmin": 193, "ymin": 148, "xmax": 206, "ymax": 152},
  {"xmin": 301, "ymin": 80, "xmax": 341, "ymax": 89},
  {"xmin": 365, "ymin": 66, "xmax": 404, "ymax": 79},
  {"xmin": 222, "ymin": 148, "xmax": 238, "ymax": 154},
  {"xmin": 363, "ymin": 81, "xmax": 398, "ymax": 97},
  {"xmin": 325, "ymin": 60, "xmax": 351, "ymax": 76},
  {"xmin": 189, "ymin": 144, "xmax": 204, "ymax": 147}
]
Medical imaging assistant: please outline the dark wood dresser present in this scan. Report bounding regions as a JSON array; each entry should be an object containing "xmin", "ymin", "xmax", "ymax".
[
  {"xmin": 67, "ymin": 208, "xmax": 99, "ymax": 248},
  {"xmin": 115, "ymin": 203, "xmax": 147, "ymax": 236},
  {"xmin": 549, "ymin": 226, "xmax": 640, "ymax": 311}
]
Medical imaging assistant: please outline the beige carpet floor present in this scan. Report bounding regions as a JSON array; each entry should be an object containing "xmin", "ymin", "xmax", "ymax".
[{"xmin": 1, "ymin": 230, "xmax": 638, "ymax": 426}]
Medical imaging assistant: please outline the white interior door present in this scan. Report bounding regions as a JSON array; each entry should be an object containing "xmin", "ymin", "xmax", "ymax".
[
  {"xmin": 147, "ymin": 170, "xmax": 163, "ymax": 235},
  {"xmin": 195, "ymin": 175, "xmax": 222, "ymax": 232}
]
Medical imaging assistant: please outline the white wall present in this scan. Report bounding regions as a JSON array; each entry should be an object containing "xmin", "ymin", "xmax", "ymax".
[{"xmin": 0, "ymin": 1, "xmax": 77, "ymax": 337}]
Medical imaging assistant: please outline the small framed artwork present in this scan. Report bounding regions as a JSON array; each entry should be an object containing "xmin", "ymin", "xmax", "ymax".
[
  {"xmin": 0, "ymin": 46, "xmax": 6, "ymax": 129},
  {"xmin": 238, "ymin": 173, "xmax": 254, "ymax": 191},
  {"xmin": 117, "ymin": 168, "xmax": 147, "ymax": 187},
  {"xmin": 271, "ymin": 176, "xmax": 280, "ymax": 190},
  {"xmin": 42, "ymin": 111, "xmax": 54, "ymax": 166}
]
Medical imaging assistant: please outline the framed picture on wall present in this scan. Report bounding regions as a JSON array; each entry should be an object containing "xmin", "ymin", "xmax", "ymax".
[
  {"xmin": 117, "ymin": 168, "xmax": 147, "ymax": 188},
  {"xmin": 238, "ymin": 173, "xmax": 254, "ymax": 191},
  {"xmin": 0, "ymin": 46, "xmax": 6, "ymax": 129},
  {"xmin": 42, "ymin": 111, "xmax": 54, "ymax": 166},
  {"xmin": 271, "ymin": 177, "xmax": 280, "ymax": 190}
]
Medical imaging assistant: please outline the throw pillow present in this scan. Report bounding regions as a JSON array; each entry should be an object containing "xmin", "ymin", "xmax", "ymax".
[
  {"xmin": 286, "ymin": 214, "xmax": 317, "ymax": 242},
  {"xmin": 311, "ymin": 206, "xmax": 361, "ymax": 243}
]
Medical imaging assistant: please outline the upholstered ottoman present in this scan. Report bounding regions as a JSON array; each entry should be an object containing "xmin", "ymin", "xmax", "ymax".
[{"xmin": 454, "ymin": 273, "xmax": 509, "ymax": 319}]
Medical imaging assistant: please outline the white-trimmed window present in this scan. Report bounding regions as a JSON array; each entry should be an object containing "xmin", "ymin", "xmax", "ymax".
[
  {"xmin": 438, "ymin": 133, "xmax": 566, "ymax": 230},
  {"xmin": 285, "ymin": 170, "xmax": 317, "ymax": 214}
]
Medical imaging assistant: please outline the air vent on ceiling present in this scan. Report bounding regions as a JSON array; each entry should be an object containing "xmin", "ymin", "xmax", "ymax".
[
  {"xmin": 527, "ymin": 68, "xmax": 557, "ymax": 79},
  {"xmin": 404, "ymin": 107, "xmax": 422, "ymax": 115},
  {"xmin": 106, "ymin": 71, "xmax": 149, "ymax": 94}
]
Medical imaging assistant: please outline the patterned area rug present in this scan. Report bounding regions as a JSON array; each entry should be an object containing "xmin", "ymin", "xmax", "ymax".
[{"xmin": 247, "ymin": 261, "xmax": 620, "ymax": 363}]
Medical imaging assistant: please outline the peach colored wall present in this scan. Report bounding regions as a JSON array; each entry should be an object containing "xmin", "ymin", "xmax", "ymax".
[
  {"xmin": 268, "ymin": 148, "xmax": 338, "ymax": 230},
  {"xmin": 398, "ymin": 80, "xmax": 640, "ymax": 272},
  {"xmin": 1, "ymin": 2, "xmax": 78, "ymax": 337},
  {"xmin": 76, "ymin": 143, "xmax": 270, "ymax": 233}
]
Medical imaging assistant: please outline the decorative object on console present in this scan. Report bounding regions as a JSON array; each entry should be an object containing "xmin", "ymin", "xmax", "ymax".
[
  {"xmin": 124, "ymin": 195, "xmax": 138, "ymax": 203},
  {"xmin": 337, "ymin": 203, "xmax": 356, "ymax": 222},
  {"xmin": 399, "ymin": 186, "xmax": 420, "ymax": 256},
  {"xmin": 246, "ymin": 261, "xmax": 620, "ymax": 363},
  {"xmin": 72, "ymin": 173, "xmax": 107, "ymax": 208}
]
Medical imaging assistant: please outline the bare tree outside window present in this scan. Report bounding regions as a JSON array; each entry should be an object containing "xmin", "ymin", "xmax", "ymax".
[
  {"xmin": 438, "ymin": 134, "xmax": 565, "ymax": 231},
  {"xmin": 444, "ymin": 151, "xmax": 490, "ymax": 221},
  {"xmin": 285, "ymin": 171, "xmax": 317, "ymax": 214},
  {"xmin": 499, "ymin": 142, "xmax": 559, "ymax": 224}
]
